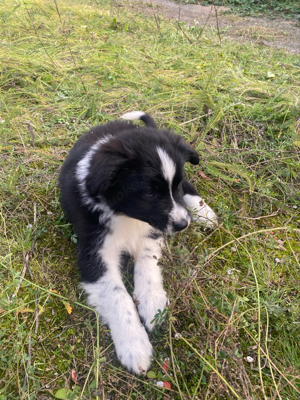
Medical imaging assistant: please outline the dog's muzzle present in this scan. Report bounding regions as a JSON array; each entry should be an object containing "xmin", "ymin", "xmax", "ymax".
[{"xmin": 172, "ymin": 218, "xmax": 189, "ymax": 232}]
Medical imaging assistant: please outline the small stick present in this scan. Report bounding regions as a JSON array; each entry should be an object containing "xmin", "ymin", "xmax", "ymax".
[
  {"xmin": 26, "ymin": 122, "xmax": 35, "ymax": 146},
  {"xmin": 35, "ymin": 293, "xmax": 39, "ymax": 334},
  {"xmin": 212, "ymin": 1, "xmax": 222, "ymax": 45},
  {"xmin": 237, "ymin": 210, "xmax": 280, "ymax": 220},
  {"xmin": 12, "ymin": 261, "xmax": 27, "ymax": 298},
  {"xmin": 149, "ymin": 0, "xmax": 161, "ymax": 35},
  {"xmin": 12, "ymin": 241, "xmax": 36, "ymax": 299}
]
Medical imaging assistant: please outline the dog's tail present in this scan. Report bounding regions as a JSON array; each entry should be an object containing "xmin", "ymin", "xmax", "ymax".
[{"xmin": 121, "ymin": 111, "xmax": 157, "ymax": 129}]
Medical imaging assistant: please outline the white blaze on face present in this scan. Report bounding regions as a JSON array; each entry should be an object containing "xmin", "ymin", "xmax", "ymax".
[
  {"xmin": 156, "ymin": 147, "xmax": 176, "ymax": 183},
  {"xmin": 156, "ymin": 147, "xmax": 190, "ymax": 232}
]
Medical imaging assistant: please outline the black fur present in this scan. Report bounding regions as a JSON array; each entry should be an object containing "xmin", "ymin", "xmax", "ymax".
[{"xmin": 59, "ymin": 114, "xmax": 200, "ymax": 283}]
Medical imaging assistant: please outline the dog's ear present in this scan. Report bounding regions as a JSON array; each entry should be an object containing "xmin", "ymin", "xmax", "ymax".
[
  {"xmin": 178, "ymin": 141, "xmax": 199, "ymax": 165},
  {"xmin": 85, "ymin": 145, "xmax": 128, "ymax": 198}
]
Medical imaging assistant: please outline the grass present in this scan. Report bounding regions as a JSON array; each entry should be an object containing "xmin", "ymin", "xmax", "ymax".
[
  {"xmin": 0, "ymin": 0, "xmax": 300, "ymax": 399},
  {"xmin": 181, "ymin": 0, "xmax": 300, "ymax": 20}
]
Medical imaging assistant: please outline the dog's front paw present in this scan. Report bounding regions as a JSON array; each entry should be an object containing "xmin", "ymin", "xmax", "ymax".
[
  {"xmin": 137, "ymin": 289, "xmax": 168, "ymax": 331},
  {"xmin": 184, "ymin": 194, "xmax": 218, "ymax": 228},
  {"xmin": 113, "ymin": 324, "xmax": 153, "ymax": 374}
]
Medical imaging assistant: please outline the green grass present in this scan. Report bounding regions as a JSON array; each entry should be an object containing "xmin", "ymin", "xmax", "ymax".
[
  {"xmin": 0, "ymin": 0, "xmax": 300, "ymax": 399},
  {"xmin": 181, "ymin": 0, "xmax": 300, "ymax": 20}
]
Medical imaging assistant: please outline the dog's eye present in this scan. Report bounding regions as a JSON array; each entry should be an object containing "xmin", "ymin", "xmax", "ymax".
[
  {"xmin": 145, "ymin": 192, "xmax": 154, "ymax": 197},
  {"xmin": 145, "ymin": 187, "xmax": 155, "ymax": 197},
  {"xmin": 145, "ymin": 187, "xmax": 161, "ymax": 198}
]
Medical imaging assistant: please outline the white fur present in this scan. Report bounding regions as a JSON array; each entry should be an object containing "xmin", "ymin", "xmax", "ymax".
[
  {"xmin": 82, "ymin": 215, "xmax": 166, "ymax": 374},
  {"xmin": 157, "ymin": 147, "xmax": 176, "ymax": 184},
  {"xmin": 157, "ymin": 147, "xmax": 190, "ymax": 233},
  {"xmin": 121, "ymin": 111, "xmax": 146, "ymax": 121},
  {"xmin": 169, "ymin": 201, "xmax": 190, "ymax": 231},
  {"xmin": 184, "ymin": 194, "xmax": 218, "ymax": 228},
  {"xmin": 134, "ymin": 235, "xmax": 167, "ymax": 330},
  {"xmin": 76, "ymin": 135, "xmax": 112, "ymax": 206}
]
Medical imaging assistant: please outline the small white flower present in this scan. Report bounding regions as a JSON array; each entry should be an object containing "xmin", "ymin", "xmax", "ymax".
[
  {"xmin": 231, "ymin": 247, "xmax": 237, "ymax": 252},
  {"xmin": 45, "ymin": 384, "xmax": 50, "ymax": 388},
  {"xmin": 26, "ymin": 224, "xmax": 33, "ymax": 229},
  {"xmin": 293, "ymin": 205, "xmax": 297, "ymax": 209},
  {"xmin": 156, "ymin": 381, "xmax": 164, "ymax": 387},
  {"xmin": 54, "ymin": 372, "xmax": 58, "ymax": 376},
  {"xmin": 174, "ymin": 333, "xmax": 182, "ymax": 340},
  {"xmin": 246, "ymin": 356, "xmax": 254, "ymax": 363},
  {"xmin": 227, "ymin": 269, "xmax": 233, "ymax": 275},
  {"xmin": 275, "ymin": 258, "xmax": 281, "ymax": 264}
]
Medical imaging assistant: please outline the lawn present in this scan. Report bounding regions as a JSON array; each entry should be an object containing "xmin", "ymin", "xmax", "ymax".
[{"xmin": 0, "ymin": 0, "xmax": 300, "ymax": 399}]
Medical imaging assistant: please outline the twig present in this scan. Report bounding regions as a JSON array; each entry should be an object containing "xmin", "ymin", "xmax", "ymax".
[
  {"xmin": 12, "ymin": 262, "xmax": 27, "ymax": 298},
  {"xmin": 178, "ymin": 0, "xmax": 182, "ymax": 22},
  {"xmin": 237, "ymin": 210, "xmax": 280, "ymax": 220},
  {"xmin": 196, "ymin": 5, "xmax": 213, "ymax": 42},
  {"xmin": 23, "ymin": 251, "xmax": 33, "ymax": 280},
  {"xmin": 176, "ymin": 20, "xmax": 193, "ymax": 44},
  {"xmin": 12, "ymin": 241, "xmax": 36, "ymax": 298},
  {"xmin": 179, "ymin": 112, "xmax": 214, "ymax": 126},
  {"xmin": 212, "ymin": 0, "xmax": 222, "ymax": 45},
  {"xmin": 23, "ymin": 122, "xmax": 35, "ymax": 146},
  {"xmin": 149, "ymin": 0, "xmax": 161, "ymax": 35}
]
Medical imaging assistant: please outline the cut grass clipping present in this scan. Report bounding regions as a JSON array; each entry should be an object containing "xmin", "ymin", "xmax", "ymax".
[{"xmin": 0, "ymin": 0, "xmax": 300, "ymax": 399}]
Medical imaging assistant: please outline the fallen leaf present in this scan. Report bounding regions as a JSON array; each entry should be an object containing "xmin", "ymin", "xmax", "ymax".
[
  {"xmin": 162, "ymin": 358, "xmax": 169, "ymax": 374},
  {"xmin": 197, "ymin": 171, "xmax": 210, "ymax": 179},
  {"xmin": 65, "ymin": 302, "xmax": 73, "ymax": 314},
  {"xmin": 71, "ymin": 369, "xmax": 78, "ymax": 384},
  {"xmin": 164, "ymin": 381, "xmax": 171, "ymax": 389}
]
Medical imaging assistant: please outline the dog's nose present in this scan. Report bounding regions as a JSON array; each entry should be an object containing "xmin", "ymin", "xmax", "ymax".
[{"xmin": 173, "ymin": 219, "xmax": 188, "ymax": 232}]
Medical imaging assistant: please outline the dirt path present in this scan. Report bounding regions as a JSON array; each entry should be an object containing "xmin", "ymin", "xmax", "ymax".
[{"xmin": 126, "ymin": 0, "xmax": 300, "ymax": 54}]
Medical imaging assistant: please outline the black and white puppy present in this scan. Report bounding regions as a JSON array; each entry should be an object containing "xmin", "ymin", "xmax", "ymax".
[{"xmin": 59, "ymin": 112, "xmax": 217, "ymax": 374}]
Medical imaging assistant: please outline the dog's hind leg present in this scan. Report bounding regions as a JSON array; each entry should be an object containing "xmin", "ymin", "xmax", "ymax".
[
  {"xmin": 182, "ymin": 180, "xmax": 218, "ymax": 228},
  {"xmin": 81, "ymin": 256, "xmax": 153, "ymax": 374},
  {"xmin": 133, "ymin": 235, "xmax": 168, "ymax": 331}
]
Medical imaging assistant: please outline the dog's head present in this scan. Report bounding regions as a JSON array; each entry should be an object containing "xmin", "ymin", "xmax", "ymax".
[{"xmin": 86, "ymin": 127, "xmax": 200, "ymax": 234}]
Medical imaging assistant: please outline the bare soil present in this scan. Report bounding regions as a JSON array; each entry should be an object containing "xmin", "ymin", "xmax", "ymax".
[{"xmin": 126, "ymin": 0, "xmax": 300, "ymax": 54}]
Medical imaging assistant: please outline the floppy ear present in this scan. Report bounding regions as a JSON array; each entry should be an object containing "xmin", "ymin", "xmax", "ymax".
[
  {"xmin": 85, "ymin": 147, "xmax": 128, "ymax": 198},
  {"xmin": 178, "ymin": 141, "xmax": 199, "ymax": 165}
]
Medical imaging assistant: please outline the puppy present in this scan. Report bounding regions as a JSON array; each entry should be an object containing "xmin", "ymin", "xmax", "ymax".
[{"xmin": 59, "ymin": 112, "xmax": 217, "ymax": 374}]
